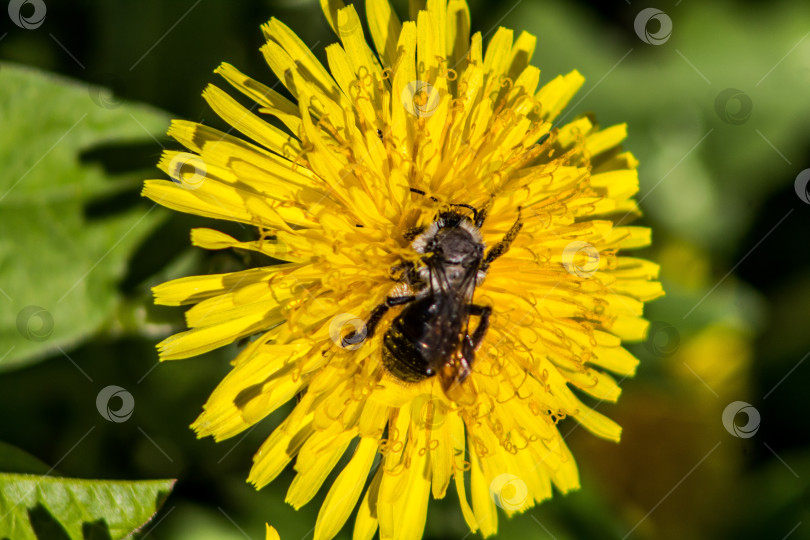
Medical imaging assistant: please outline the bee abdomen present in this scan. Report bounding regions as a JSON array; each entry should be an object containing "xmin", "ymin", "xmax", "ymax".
[{"xmin": 382, "ymin": 324, "xmax": 434, "ymax": 382}]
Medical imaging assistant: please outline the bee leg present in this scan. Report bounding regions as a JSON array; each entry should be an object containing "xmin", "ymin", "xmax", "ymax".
[
  {"xmin": 341, "ymin": 295, "xmax": 416, "ymax": 347},
  {"xmin": 446, "ymin": 304, "xmax": 491, "ymax": 385},
  {"xmin": 467, "ymin": 304, "xmax": 492, "ymax": 350},
  {"xmin": 361, "ymin": 295, "xmax": 416, "ymax": 339},
  {"xmin": 389, "ymin": 260, "xmax": 418, "ymax": 283},
  {"xmin": 474, "ymin": 207, "xmax": 488, "ymax": 228},
  {"xmin": 474, "ymin": 194, "xmax": 497, "ymax": 228},
  {"xmin": 480, "ymin": 207, "xmax": 522, "ymax": 272}
]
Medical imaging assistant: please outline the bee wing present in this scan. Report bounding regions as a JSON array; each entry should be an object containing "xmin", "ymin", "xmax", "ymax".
[
  {"xmin": 429, "ymin": 258, "xmax": 477, "ymax": 327},
  {"xmin": 459, "ymin": 262, "xmax": 480, "ymax": 303},
  {"xmin": 429, "ymin": 257, "xmax": 477, "ymax": 300}
]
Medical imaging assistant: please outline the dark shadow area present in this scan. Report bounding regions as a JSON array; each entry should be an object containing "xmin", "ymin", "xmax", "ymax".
[
  {"xmin": 735, "ymin": 169, "xmax": 810, "ymax": 463},
  {"xmin": 80, "ymin": 140, "xmax": 168, "ymax": 221},
  {"xmin": 80, "ymin": 141, "xmax": 166, "ymax": 178},
  {"xmin": 83, "ymin": 188, "xmax": 146, "ymax": 221},
  {"xmin": 28, "ymin": 503, "xmax": 71, "ymax": 540},
  {"xmin": 81, "ymin": 519, "xmax": 113, "ymax": 540},
  {"xmin": 734, "ymin": 182, "xmax": 810, "ymax": 290},
  {"xmin": 117, "ymin": 211, "xmax": 266, "ymax": 293}
]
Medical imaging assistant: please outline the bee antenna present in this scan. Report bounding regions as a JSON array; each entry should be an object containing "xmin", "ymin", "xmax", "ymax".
[{"xmin": 410, "ymin": 187, "xmax": 439, "ymax": 202}]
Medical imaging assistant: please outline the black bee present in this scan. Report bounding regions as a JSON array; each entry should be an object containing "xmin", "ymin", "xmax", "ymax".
[{"xmin": 343, "ymin": 190, "xmax": 522, "ymax": 397}]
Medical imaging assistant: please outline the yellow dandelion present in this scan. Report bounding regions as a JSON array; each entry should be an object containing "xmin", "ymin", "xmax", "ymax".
[{"xmin": 143, "ymin": 0, "xmax": 663, "ymax": 538}]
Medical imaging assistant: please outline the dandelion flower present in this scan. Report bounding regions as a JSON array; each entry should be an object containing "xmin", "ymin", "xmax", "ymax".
[{"xmin": 143, "ymin": 0, "xmax": 663, "ymax": 538}]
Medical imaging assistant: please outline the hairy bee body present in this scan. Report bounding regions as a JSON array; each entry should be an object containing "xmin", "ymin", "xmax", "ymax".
[
  {"xmin": 382, "ymin": 292, "xmax": 465, "ymax": 382},
  {"xmin": 342, "ymin": 201, "xmax": 522, "ymax": 398}
]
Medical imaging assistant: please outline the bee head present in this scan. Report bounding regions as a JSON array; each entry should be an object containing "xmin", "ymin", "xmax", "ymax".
[
  {"xmin": 431, "ymin": 227, "xmax": 484, "ymax": 266},
  {"xmin": 411, "ymin": 210, "xmax": 485, "ymax": 269}
]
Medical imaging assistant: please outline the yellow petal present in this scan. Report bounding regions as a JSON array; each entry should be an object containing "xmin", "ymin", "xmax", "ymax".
[
  {"xmin": 366, "ymin": 0, "xmax": 402, "ymax": 68},
  {"xmin": 586, "ymin": 123, "xmax": 627, "ymax": 156},
  {"xmin": 248, "ymin": 412, "xmax": 315, "ymax": 488},
  {"xmin": 353, "ymin": 467, "xmax": 382, "ymax": 540},
  {"xmin": 203, "ymin": 85, "xmax": 302, "ymax": 160},
  {"xmin": 216, "ymin": 62, "xmax": 302, "ymax": 136},
  {"xmin": 263, "ymin": 17, "xmax": 338, "ymax": 97},
  {"xmin": 337, "ymin": 5, "xmax": 383, "ymax": 88},
  {"xmin": 536, "ymin": 70, "xmax": 585, "ymax": 121},
  {"xmin": 266, "ymin": 524, "xmax": 280, "ymax": 540},
  {"xmin": 507, "ymin": 31, "xmax": 536, "ymax": 81},
  {"xmin": 314, "ymin": 437, "xmax": 379, "ymax": 540},
  {"xmin": 156, "ymin": 310, "xmax": 272, "ymax": 360},
  {"xmin": 446, "ymin": 0, "xmax": 470, "ymax": 75},
  {"xmin": 152, "ymin": 268, "xmax": 280, "ymax": 306},
  {"xmin": 320, "ymin": 0, "xmax": 346, "ymax": 33},
  {"xmin": 470, "ymin": 452, "xmax": 497, "ymax": 537},
  {"xmin": 287, "ymin": 426, "xmax": 356, "ymax": 508},
  {"xmin": 482, "ymin": 27, "xmax": 513, "ymax": 94}
]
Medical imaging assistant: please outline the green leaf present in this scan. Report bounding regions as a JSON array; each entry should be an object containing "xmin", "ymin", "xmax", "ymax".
[
  {"xmin": 0, "ymin": 63, "xmax": 171, "ymax": 370},
  {"xmin": 0, "ymin": 442, "xmax": 52, "ymax": 476},
  {"xmin": 0, "ymin": 474, "xmax": 175, "ymax": 540}
]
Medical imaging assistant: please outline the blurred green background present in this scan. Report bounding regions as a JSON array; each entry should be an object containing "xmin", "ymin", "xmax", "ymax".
[{"xmin": 1, "ymin": 0, "xmax": 809, "ymax": 538}]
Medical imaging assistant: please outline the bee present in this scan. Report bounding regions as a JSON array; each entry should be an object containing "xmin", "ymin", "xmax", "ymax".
[{"xmin": 343, "ymin": 190, "xmax": 523, "ymax": 400}]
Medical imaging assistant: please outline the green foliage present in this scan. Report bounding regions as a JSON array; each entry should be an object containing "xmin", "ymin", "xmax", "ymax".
[
  {"xmin": 0, "ymin": 473, "xmax": 174, "ymax": 540},
  {"xmin": 0, "ymin": 440, "xmax": 174, "ymax": 540},
  {"xmin": 0, "ymin": 442, "xmax": 51, "ymax": 476},
  {"xmin": 0, "ymin": 64, "xmax": 169, "ymax": 371}
]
